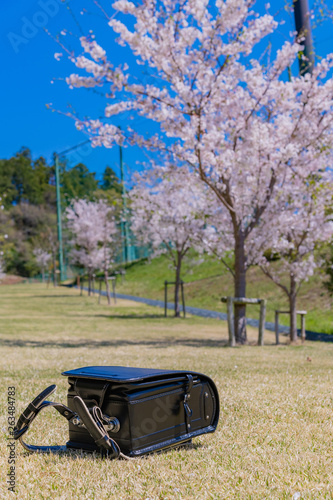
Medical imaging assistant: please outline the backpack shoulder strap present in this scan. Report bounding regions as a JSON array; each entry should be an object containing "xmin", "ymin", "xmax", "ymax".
[
  {"xmin": 14, "ymin": 386, "xmax": 124, "ymax": 459},
  {"xmin": 14, "ymin": 385, "xmax": 76, "ymax": 453}
]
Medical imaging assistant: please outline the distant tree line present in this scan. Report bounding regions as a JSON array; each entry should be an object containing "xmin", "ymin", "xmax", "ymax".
[{"xmin": 0, "ymin": 147, "xmax": 122, "ymax": 277}]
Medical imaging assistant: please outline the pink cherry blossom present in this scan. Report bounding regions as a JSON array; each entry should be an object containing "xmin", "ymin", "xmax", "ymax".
[
  {"xmin": 33, "ymin": 248, "xmax": 51, "ymax": 282},
  {"xmin": 130, "ymin": 167, "xmax": 208, "ymax": 316},
  {"xmin": 58, "ymin": 0, "xmax": 333, "ymax": 342},
  {"xmin": 66, "ymin": 199, "xmax": 118, "ymax": 301}
]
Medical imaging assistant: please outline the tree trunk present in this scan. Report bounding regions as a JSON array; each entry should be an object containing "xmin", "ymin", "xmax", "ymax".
[
  {"xmin": 42, "ymin": 267, "xmax": 45, "ymax": 283},
  {"xmin": 105, "ymin": 271, "xmax": 111, "ymax": 305},
  {"xmin": 88, "ymin": 275, "xmax": 91, "ymax": 296},
  {"xmin": 234, "ymin": 232, "xmax": 247, "ymax": 344},
  {"xmin": 174, "ymin": 252, "xmax": 182, "ymax": 317},
  {"xmin": 289, "ymin": 274, "xmax": 298, "ymax": 342}
]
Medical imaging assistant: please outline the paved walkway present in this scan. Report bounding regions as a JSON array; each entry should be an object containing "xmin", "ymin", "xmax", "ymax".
[{"xmin": 77, "ymin": 286, "xmax": 333, "ymax": 343}]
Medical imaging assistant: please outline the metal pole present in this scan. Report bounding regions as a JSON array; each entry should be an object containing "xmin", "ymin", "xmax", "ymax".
[
  {"xmin": 293, "ymin": 0, "xmax": 315, "ymax": 74},
  {"xmin": 55, "ymin": 154, "xmax": 64, "ymax": 282},
  {"xmin": 119, "ymin": 141, "xmax": 126, "ymax": 263},
  {"xmin": 54, "ymin": 140, "xmax": 91, "ymax": 281},
  {"xmin": 119, "ymin": 129, "xmax": 131, "ymax": 263}
]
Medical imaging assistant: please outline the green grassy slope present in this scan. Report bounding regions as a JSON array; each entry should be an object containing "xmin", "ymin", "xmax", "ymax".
[{"xmin": 111, "ymin": 253, "xmax": 333, "ymax": 334}]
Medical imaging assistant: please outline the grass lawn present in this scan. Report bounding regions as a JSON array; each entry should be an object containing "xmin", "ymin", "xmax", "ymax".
[{"xmin": 1, "ymin": 283, "xmax": 333, "ymax": 499}]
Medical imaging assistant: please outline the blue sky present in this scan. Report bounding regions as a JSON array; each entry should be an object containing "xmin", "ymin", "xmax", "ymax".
[{"xmin": 1, "ymin": 0, "xmax": 332, "ymax": 183}]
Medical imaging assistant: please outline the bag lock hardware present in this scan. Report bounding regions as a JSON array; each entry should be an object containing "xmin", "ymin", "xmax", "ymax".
[
  {"xmin": 71, "ymin": 413, "xmax": 120, "ymax": 433},
  {"xmin": 184, "ymin": 374, "xmax": 193, "ymax": 431}
]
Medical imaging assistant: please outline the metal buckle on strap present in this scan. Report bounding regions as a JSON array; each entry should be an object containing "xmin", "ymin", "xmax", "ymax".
[
  {"xmin": 184, "ymin": 375, "xmax": 193, "ymax": 431},
  {"xmin": 73, "ymin": 396, "xmax": 120, "ymax": 459}
]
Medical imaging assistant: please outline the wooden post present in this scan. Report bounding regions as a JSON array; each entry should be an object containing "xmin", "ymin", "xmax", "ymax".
[
  {"xmin": 227, "ymin": 297, "xmax": 236, "ymax": 347},
  {"xmin": 112, "ymin": 278, "xmax": 117, "ymax": 304},
  {"xmin": 258, "ymin": 299, "xmax": 266, "ymax": 346},
  {"xmin": 164, "ymin": 280, "xmax": 168, "ymax": 318},
  {"xmin": 275, "ymin": 311, "xmax": 279, "ymax": 345},
  {"xmin": 181, "ymin": 281, "xmax": 186, "ymax": 318},
  {"xmin": 222, "ymin": 296, "xmax": 267, "ymax": 346},
  {"xmin": 275, "ymin": 309, "xmax": 306, "ymax": 344},
  {"xmin": 301, "ymin": 314, "xmax": 305, "ymax": 342},
  {"xmin": 298, "ymin": 310, "xmax": 307, "ymax": 342},
  {"xmin": 104, "ymin": 274, "xmax": 111, "ymax": 306}
]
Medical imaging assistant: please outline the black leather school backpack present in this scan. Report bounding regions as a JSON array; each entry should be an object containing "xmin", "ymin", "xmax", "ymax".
[{"xmin": 14, "ymin": 366, "xmax": 219, "ymax": 459}]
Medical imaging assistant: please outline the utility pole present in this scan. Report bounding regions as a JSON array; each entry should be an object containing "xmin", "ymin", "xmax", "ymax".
[
  {"xmin": 55, "ymin": 135, "xmax": 131, "ymax": 274},
  {"xmin": 54, "ymin": 154, "xmax": 65, "ymax": 282},
  {"xmin": 118, "ymin": 129, "xmax": 131, "ymax": 263},
  {"xmin": 293, "ymin": 0, "xmax": 315, "ymax": 74},
  {"xmin": 54, "ymin": 139, "xmax": 91, "ymax": 282}
]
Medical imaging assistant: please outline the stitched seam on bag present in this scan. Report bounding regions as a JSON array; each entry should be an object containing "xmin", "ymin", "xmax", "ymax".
[
  {"xmin": 129, "ymin": 388, "xmax": 183, "ymax": 404},
  {"xmin": 100, "ymin": 401, "xmax": 125, "ymax": 405},
  {"xmin": 131, "ymin": 416, "xmax": 202, "ymax": 443}
]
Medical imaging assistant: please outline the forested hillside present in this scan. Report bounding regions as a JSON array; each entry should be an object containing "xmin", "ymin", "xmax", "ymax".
[{"xmin": 0, "ymin": 148, "xmax": 121, "ymax": 276}]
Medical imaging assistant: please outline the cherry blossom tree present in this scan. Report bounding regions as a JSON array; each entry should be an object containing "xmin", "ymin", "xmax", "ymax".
[
  {"xmin": 33, "ymin": 248, "xmax": 51, "ymax": 282},
  {"xmin": 258, "ymin": 180, "xmax": 333, "ymax": 342},
  {"xmin": 130, "ymin": 167, "xmax": 208, "ymax": 316},
  {"xmin": 66, "ymin": 199, "xmax": 118, "ymax": 302},
  {"xmin": 58, "ymin": 0, "xmax": 333, "ymax": 343}
]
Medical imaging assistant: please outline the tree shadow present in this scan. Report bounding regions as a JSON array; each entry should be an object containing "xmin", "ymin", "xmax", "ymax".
[
  {"xmin": 85, "ymin": 313, "xmax": 166, "ymax": 319},
  {"xmin": 25, "ymin": 295, "xmax": 80, "ymax": 299},
  {"xmin": 0, "ymin": 337, "xmax": 229, "ymax": 349}
]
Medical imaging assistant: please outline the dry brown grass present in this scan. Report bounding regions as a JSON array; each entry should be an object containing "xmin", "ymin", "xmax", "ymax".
[{"xmin": 1, "ymin": 284, "xmax": 333, "ymax": 499}]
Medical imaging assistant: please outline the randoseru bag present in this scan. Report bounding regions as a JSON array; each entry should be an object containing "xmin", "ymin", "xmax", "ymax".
[{"xmin": 14, "ymin": 366, "xmax": 219, "ymax": 459}]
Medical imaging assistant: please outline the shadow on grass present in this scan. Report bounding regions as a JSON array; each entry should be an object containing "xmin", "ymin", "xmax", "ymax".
[
  {"xmin": 22, "ymin": 440, "xmax": 204, "ymax": 462},
  {"xmin": 0, "ymin": 337, "xmax": 229, "ymax": 349},
  {"xmin": 8, "ymin": 295, "xmax": 78, "ymax": 299},
  {"xmin": 80, "ymin": 313, "xmax": 166, "ymax": 319}
]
